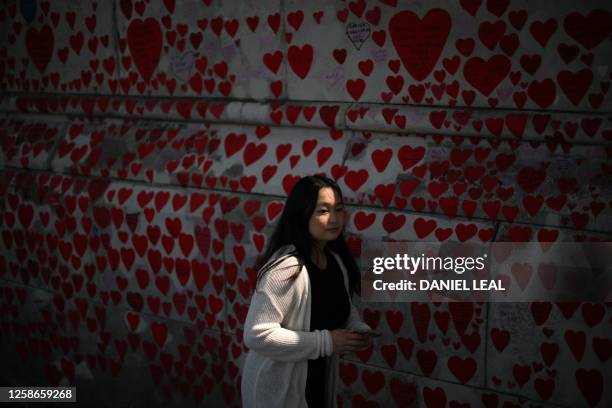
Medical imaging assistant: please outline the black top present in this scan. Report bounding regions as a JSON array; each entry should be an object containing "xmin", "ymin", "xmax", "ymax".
[{"xmin": 304, "ymin": 247, "xmax": 351, "ymax": 407}]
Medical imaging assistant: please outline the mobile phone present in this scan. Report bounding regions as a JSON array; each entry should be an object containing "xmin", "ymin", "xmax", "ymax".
[{"xmin": 353, "ymin": 329, "xmax": 382, "ymax": 337}]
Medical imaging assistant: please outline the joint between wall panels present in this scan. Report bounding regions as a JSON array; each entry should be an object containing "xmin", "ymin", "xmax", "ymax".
[
  {"xmin": 2, "ymin": 93, "xmax": 612, "ymax": 146},
  {"xmin": 2, "ymin": 165, "xmax": 612, "ymax": 237}
]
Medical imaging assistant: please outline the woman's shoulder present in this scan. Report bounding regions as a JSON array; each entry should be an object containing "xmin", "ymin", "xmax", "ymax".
[
  {"xmin": 272, "ymin": 253, "xmax": 302, "ymax": 272},
  {"xmin": 255, "ymin": 257, "xmax": 304, "ymax": 296},
  {"xmin": 258, "ymin": 246, "xmax": 304, "ymax": 282}
]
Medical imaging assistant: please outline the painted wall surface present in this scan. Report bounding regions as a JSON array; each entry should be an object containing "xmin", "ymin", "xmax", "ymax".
[{"xmin": 0, "ymin": 1, "xmax": 611, "ymax": 407}]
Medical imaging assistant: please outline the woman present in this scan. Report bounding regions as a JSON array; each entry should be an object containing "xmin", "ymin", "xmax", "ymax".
[{"xmin": 240, "ymin": 174, "xmax": 374, "ymax": 408}]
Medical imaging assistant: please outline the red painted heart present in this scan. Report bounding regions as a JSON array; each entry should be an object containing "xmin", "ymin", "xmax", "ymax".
[
  {"xmin": 26, "ymin": 24, "xmax": 54, "ymax": 74},
  {"xmin": 389, "ymin": 8, "xmax": 451, "ymax": 81},
  {"xmin": 127, "ymin": 18, "xmax": 163, "ymax": 82}
]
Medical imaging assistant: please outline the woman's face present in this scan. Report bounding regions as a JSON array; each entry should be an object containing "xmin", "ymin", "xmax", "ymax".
[{"xmin": 308, "ymin": 187, "xmax": 347, "ymax": 245}]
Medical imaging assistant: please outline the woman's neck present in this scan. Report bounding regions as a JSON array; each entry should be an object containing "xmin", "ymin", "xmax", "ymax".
[
  {"xmin": 312, "ymin": 242, "xmax": 326, "ymax": 254},
  {"xmin": 311, "ymin": 244, "xmax": 327, "ymax": 267}
]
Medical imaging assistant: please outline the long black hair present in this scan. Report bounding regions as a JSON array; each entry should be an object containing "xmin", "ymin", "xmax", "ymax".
[{"xmin": 253, "ymin": 174, "xmax": 362, "ymax": 297}]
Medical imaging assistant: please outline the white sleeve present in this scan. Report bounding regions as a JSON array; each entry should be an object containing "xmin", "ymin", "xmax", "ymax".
[{"xmin": 243, "ymin": 261, "xmax": 334, "ymax": 362}]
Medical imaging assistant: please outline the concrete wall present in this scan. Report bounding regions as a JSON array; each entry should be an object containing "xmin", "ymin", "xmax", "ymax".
[{"xmin": 0, "ymin": 0, "xmax": 611, "ymax": 407}]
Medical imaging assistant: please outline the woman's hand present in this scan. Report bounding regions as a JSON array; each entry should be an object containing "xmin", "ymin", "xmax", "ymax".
[{"xmin": 330, "ymin": 329, "xmax": 373, "ymax": 356}]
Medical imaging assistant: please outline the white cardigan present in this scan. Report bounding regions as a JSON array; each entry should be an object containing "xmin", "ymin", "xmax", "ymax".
[{"xmin": 240, "ymin": 244, "xmax": 371, "ymax": 408}]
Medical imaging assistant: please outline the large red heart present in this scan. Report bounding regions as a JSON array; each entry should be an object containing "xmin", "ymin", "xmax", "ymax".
[
  {"xmin": 528, "ymin": 79, "xmax": 556, "ymax": 109},
  {"xmin": 127, "ymin": 18, "xmax": 163, "ymax": 82},
  {"xmin": 575, "ymin": 368, "xmax": 603, "ymax": 406},
  {"xmin": 287, "ymin": 44, "xmax": 313, "ymax": 79},
  {"xmin": 389, "ymin": 8, "xmax": 451, "ymax": 81},
  {"xmin": 564, "ymin": 9, "xmax": 612, "ymax": 50},
  {"xmin": 151, "ymin": 321, "xmax": 168, "ymax": 348},
  {"xmin": 516, "ymin": 166, "xmax": 546, "ymax": 193},
  {"xmin": 557, "ymin": 69, "xmax": 593, "ymax": 106},
  {"xmin": 463, "ymin": 55, "xmax": 511, "ymax": 96},
  {"xmin": 447, "ymin": 356, "xmax": 477, "ymax": 384},
  {"xmin": 26, "ymin": 24, "xmax": 54, "ymax": 74}
]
